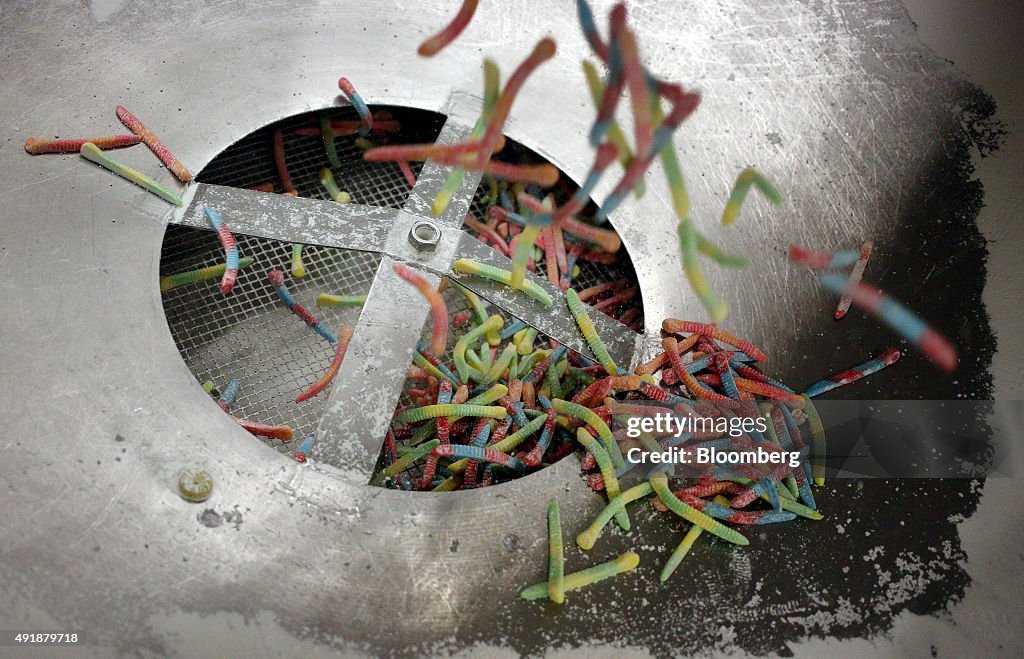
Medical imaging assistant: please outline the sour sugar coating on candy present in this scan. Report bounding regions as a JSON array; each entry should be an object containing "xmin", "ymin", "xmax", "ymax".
[
  {"xmin": 25, "ymin": 134, "xmax": 141, "ymax": 154},
  {"xmin": 79, "ymin": 142, "xmax": 182, "ymax": 206},
  {"xmin": 268, "ymin": 269, "xmax": 336, "ymax": 343},
  {"xmin": 116, "ymin": 105, "xmax": 191, "ymax": 182}
]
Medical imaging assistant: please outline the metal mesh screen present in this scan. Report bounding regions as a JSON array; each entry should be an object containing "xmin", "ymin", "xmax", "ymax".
[{"xmin": 159, "ymin": 105, "xmax": 644, "ymax": 459}]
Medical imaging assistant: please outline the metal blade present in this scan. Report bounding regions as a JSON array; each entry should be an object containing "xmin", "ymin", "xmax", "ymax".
[{"xmin": 170, "ymin": 182, "xmax": 395, "ymax": 253}]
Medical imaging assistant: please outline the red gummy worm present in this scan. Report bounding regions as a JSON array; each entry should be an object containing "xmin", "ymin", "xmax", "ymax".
[
  {"xmin": 231, "ymin": 416, "xmax": 293, "ymax": 441},
  {"xmin": 115, "ymin": 106, "xmax": 191, "ymax": 182},
  {"xmin": 578, "ymin": 279, "xmax": 630, "ymax": 302},
  {"xmin": 25, "ymin": 134, "xmax": 141, "ymax": 154},
  {"xmin": 293, "ymin": 118, "xmax": 401, "ymax": 137},
  {"xmin": 451, "ymin": 309, "xmax": 473, "ymax": 329},
  {"xmin": 634, "ymin": 333, "xmax": 700, "ymax": 375},
  {"xmin": 611, "ymin": 10, "xmax": 652, "ymax": 157},
  {"xmin": 398, "ymin": 161, "xmax": 417, "ymax": 188},
  {"xmin": 337, "ymin": 77, "xmax": 373, "ymax": 136},
  {"xmin": 296, "ymin": 327, "xmax": 355, "ymax": 403},
  {"xmin": 418, "ymin": 0, "xmax": 480, "ymax": 57},
  {"xmin": 663, "ymin": 337, "xmax": 732, "ymax": 402},
  {"xmin": 272, "ymin": 129, "xmax": 297, "ymax": 195},
  {"xmin": 393, "ymin": 264, "xmax": 448, "ymax": 357},
  {"xmin": 463, "ymin": 213, "xmax": 510, "ymax": 255},
  {"xmin": 364, "ymin": 139, "xmax": 495, "ymax": 162},
  {"xmin": 592, "ymin": 287, "xmax": 639, "ymax": 313},
  {"xmin": 734, "ymin": 376, "xmax": 805, "ymax": 406},
  {"xmin": 542, "ymin": 228, "xmax": 560, "ymax": 287},
  {"xmin": 662, "ymin": 319, "xmax": 768, "ymax": 362},
  {"xmin": 474, "ymin": 39, "xmax": 557, "ymax": 167}
]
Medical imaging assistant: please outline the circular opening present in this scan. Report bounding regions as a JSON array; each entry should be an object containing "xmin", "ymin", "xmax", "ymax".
[{"xmin": 158, "ymin": 104, "xmax": 646, "ymax": 491}]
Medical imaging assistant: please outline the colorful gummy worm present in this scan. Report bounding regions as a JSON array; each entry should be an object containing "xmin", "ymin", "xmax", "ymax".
[
  {"xmin": 267, "ymin": 269, "xmax": 336, "ymax": 343},
  {"xmin": 337, "ymin": 78, "xmax": 373, "ymax": 137},
  {"xmin": 203, "ymin": 207, "xmax": 240, "ymax": 295},
  {"xmin": 417, "ymin": 0, "xmax": 479, "ymax": 57},
  {"xmin": 818, "ymin": 273, "xmax": 957, "ymax": 371},
  {"xmin": 804, "ymin": 348, "xmax": 901, "ymax": 398},
  {"xmin": 296, "ymin": 326, "xmax": 354, "ymax": 403},
  {"xmin": 393, "ymin": 264, "xmax": 449, "ymax": 357},
  {"xmin": 25, "ymin": 134, "xmax": 141, "ymax": 154},
  {"xmin": 115, "ymin": 105, "xmax": 191, "ymax": 182},
  {"xmin": 79, "ymin": 142, "xmax": 182, "ymax": 206},
  {"xmin": 836, "ymin": 238, "xmax": 874, "ymax": 320},
  {"xmin": 452, "ymin": 258, "xmax": 553, "ymax": 307},
  {"xmin": 160, "ymin": 257, "xmax": 255, "ymax": 293}
]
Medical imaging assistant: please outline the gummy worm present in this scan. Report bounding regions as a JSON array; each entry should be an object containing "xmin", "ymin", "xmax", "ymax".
[
  {"xmin": 662, "ymin": 319, "xmax": 768, "ymax": 363},
  {"xmin": 578, "ymin": 279, "xmax": 630, "ymax": 302},
  {"xmin": 542, "ymin": 228, "xmax": 560, "ymax": 287},
  {"xmin": 661, "ymin": 516, "xmax": 704, "ymax": 582},
  {"xmin": 216, "ymin": 378, "xmax": 240, "ymax": 412},
  {"xmin": 451, "ymin": 281, "xmax": 489, "ymax": 326},
  {"xmin": 320, "ymin": 168, "xmax": 351, "ymax": 203},
  {"xmin": 452, "ymin": 258, "xmax": 553, "ymax": 307},
  {"xmin": 337, "ymin": 78, "xmax": 373, "ymax": 136},
  {"xmin": 463, "ymin": 213, "xmax": 510, "ymax": 256},
  {"xmin": 649, "ymin": 471, "xmax": 749, "ymax": 545},
  {"xmin": 836, "ymin": 238, "xmax": 875, "ymax": 320},
  {"xmin": 202, "ymin": 380, "xmax": 218, "ymax": 396},
  {"xmin": 720, "ymin": 168, "xmax": 783, "ymax": 226},
  {"xmin": 79, "ymin": 142, "xmax": 182, "ymax": 206},
  {"xmin": 296, "ymin": 327, "xmax": 354, "ymax": 403},
  {"xmin": 202, "ymin": 207, "xmax": 240, "ymax": 294},
  {"xmin": 460, "ymin": 418, "xmax": 493, "ymax": 488},
  {"xmin": 432, "ymin": 444, "xmax": 525, "ymax": 472},
  {"xmin": 678, "ymin": 220, "xmax": 727, "ymax": 322},
  {"xmin": 734, "ymin": 376, "xmax": 806, "ymax": 406},
  {"xmin": 432, "ymin": 60, "xmax": 499, "ymax": 216},
  {"xmin": 294, "ymin": 117, "xmax": 401, "ymax": 137},
  {"xmin": 595, "ymin": 85, "xmax": 702, "ymax": 222},
  {"xmin": 319, "ymin": 114, "xmax": 341, "ymax": 170},
  {"xmin": 566, "ymin": 288, "xmax": 618, "ymax": 376},
  {"xmin": 481, "ymin": 343, "xmax": 518, "ymax": 384},
  {"xmin": 25, "ymin": 134, "xmax": 141, "ymax": 154},
  {"xmin": 417, "ymin": 0, "xmax": 479, "ymax": 56},
  {"xmin": 160, "ymin": 257, "xmax": 255, "ymax": 293},
  {"xmin": 651, "ymin": 92, "xmax": 691, "ymax": 220},
  {"xmin": 524, "ymin": 407, "xmax": 557, "ymax": 467},
  {"xmin": 678, "ymin": 493, "xmax": 797, "ymax": 525},
  {"xmin": 576, "ymin": 482, "xmax": 653, "ymax": 550},
  {"xmin": 453, "ymin": 315, "xmax": 503, "ymax": 382},
  {"xmin": 554, "ymin": 398, "xmax": 624, "ymax": 471},
  {"xmin": 547, "ymin": 499, "xmax": 565, "ymax": 603},
  {"xmin": 818, "ymin": 273, "xmax": 957, "ymax": 371},
  {"xmin": 581, "ymin": 60, "xmax": 643, "ymax": 197},
  {"xmin": 515, "ymin": 328, "xmax": 538, "ymax": 356},
  {"xmin": 370, "ymin": 440, "xmax": 440, "ymax": 486},
  {"xmin": 447, "ymin": 412, "xmax": 548, "ymax": 474},
  {"xmin": 231, "ymin": 416, "xmax": 293, "ymax": 441},
  {"xmin": 272, "ymin": 129, "xmax": 297, "ymax": 195},
  {"xmin": 521, "ymin": 551, "xmax": 639, "ymax": 601},
  {"xmin": 115, "ymin": 105, "xmax": 191, "ymax": 182},
  {"xmin": 316, "ymin": 293, "xmax": 366, "ymax": 308},
  {"xmin": 268, "ymin": 269, "xmax": 336, "ymax": 343},
  {"xmin": 805, "ymin": 348, "xmax": 901, "ymax": 398},
  {"xmin": 509, "ymin": 224, "xmax": 543, "ymax": 291},
  {"xmin": 787, "ymin": 244, "xmax": 860, "ymax": 269},
  {"xmin": 613, "ymin": 17, "xmax": 652, "ymax": 158},
  {"xmin": 575, "ymin": 427, "xmax": 630, "ymax": 530},
  {"xmin": 393, "ymin": 263, "xmax": 449, "ymax": 357},
  {"xmin": 474, "ymin": 39, "xmax": 557, "ymax": 169},
  {"xmin": 575, "ymin": 0, "xmax": 609, "ymax": 61},
  {"xmin": 592, "ymin": 287, "xmax": 639, "ymax": 313},
  {"xmin": 801, "ymin": 394, "xmax": 827, "ymax": 486},
  {"xmin": 662, "ymin": 337, "xmax": 731, "ymax": 402},
  {"xmin": 634, "ymin": 333, "xmax": 699, "ymax": 375},
  {"xmin": 398, "ymin": 161, "xmax": 418, "ymax": 188},
  {"xmin": 500, "ymin": 319, "xmax": 528, "ymax": 342},
  {"xmin": 363, "ymin": 138, "xmax": 504, "ymax": 163},
  {"xmin": 291, "ymin": 435, "xmax": 316, "ymax": 463},
  {"xmin": 291, "ymin": 244, "xmax": 306, "ymax": 278},
  {"xmin": 396, "ymin": 404, "xmax": 505, "ymax": 424},
  {"xmin": 417, "ymin": 343, "xmax": 462, "ymax": 385},
  {"xmin": 694, "ymin": 232, "xmax": 749, "ymax": 268},
  {"xmin": 523, "ymin": 347, "xmax": 562, "ymax": 384}
]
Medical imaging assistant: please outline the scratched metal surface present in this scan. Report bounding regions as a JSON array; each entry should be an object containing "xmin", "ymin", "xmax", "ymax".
[{"xmin": 0, "ymin": 0, "xmax": 1011, "ymax": 656}]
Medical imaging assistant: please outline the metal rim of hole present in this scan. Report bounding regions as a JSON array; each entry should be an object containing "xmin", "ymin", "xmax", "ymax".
[{"xmin": 158, "ymin": 104, "xmax": 646, "ymax": 489}]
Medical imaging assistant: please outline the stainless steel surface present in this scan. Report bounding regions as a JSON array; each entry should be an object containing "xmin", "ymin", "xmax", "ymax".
[
  {"xmin": 0, "ymin": 1, "xmax": 1020, "ymax": 657},
  {"xmin": 172, "ymin": 183, "xmax": 394, "ymax": 254}
]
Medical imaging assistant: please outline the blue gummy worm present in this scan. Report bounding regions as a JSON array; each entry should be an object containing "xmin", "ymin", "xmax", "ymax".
[{"xmin": 219, "ymin": 379, "xmax": 240, "ymax": 406}]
